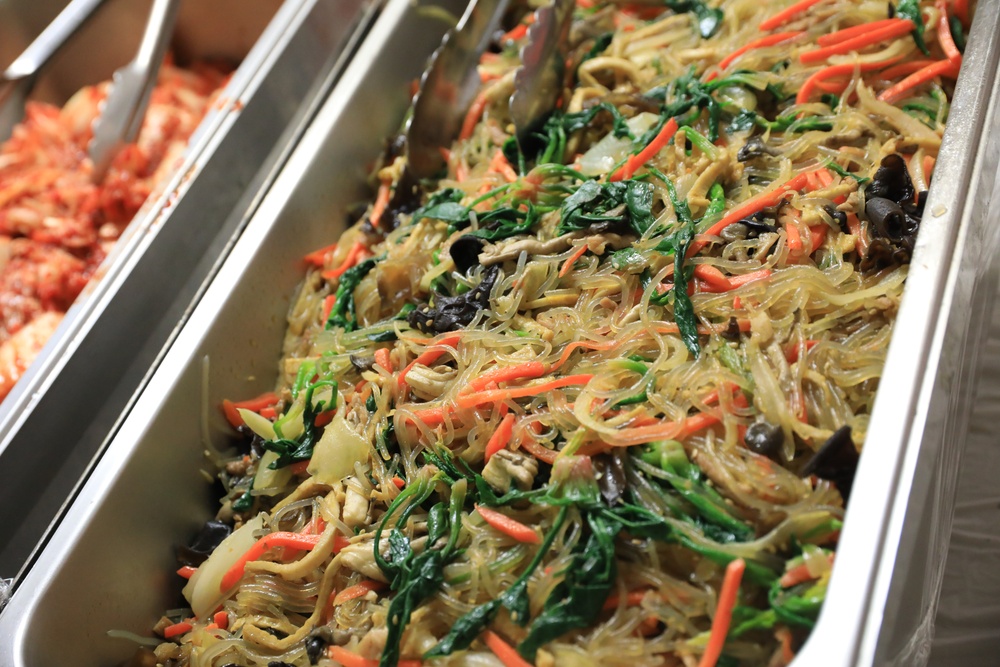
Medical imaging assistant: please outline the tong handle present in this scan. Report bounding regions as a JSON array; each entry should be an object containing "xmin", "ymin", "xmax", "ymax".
[
  {"xmin": 123, "ymin": 0, "xmax": 182, "ymax": 141},
  {"xmin": 4, "ymin": 0, "xmax": 110, "ymax": 81}
]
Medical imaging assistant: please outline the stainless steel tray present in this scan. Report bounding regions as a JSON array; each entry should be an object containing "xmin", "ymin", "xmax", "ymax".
[
  {"xmin": 0, "ymin": 0, "xmax": 379, "ymax": 580},
  {"xmin": 1, "ymin": 0, "xmax": 998, "ymax": 665}
]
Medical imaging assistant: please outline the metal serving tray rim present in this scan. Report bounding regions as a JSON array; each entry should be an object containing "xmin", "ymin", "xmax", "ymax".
[
  {"xmin": 0, "ymin": 0, "xmax": 315, "ymax": 455},
  {"xmin": 2, "ymin": 1, "xmax": 995, "ymax": 664}
]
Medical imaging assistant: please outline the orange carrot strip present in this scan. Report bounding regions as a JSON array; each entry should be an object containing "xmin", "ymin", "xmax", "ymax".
[
  {"xmin": 786, "ymin": 224, "xmax": 804, "ymax": 252},
  {"xmin": 485, "ymin": 413, "xmax": 517, "ymax": 461},
  {"xmin": 603, "ymin": 589, "xmax": 653, "ymax": 611},
  {"xmin": 697, "ymin": 559, "xmax": 746, "ymax": 667},
  {"xmin": 817, "ymin": 18, "xmax": 907, "ymax": 46},
  {"xmin": 923, "ymin": 154, "xmax": 936, "ymax": 179},
  {"xmin": 328, "ymin": 646, "xmax": 422, "ymax": 667},
  {"xmin": 784, "ymin": 339, "xmax": 819, "ymax": 363},
  {"xmin": 729, "ymin": 269, "xmax": 772, "ymax": 290},
  {"xmin": 465, "ymin": 361, "xmax": 549, "ymax": 393},
  {"xmin": 808, "ymin": 225, "xmax": 827, "ymax": 253},
  {"xmin": 800, "ymin": 19, "xmax": 915, "ymax": 64},
  {"xmin": 691, "ymin": 172, "xmax": 813, "ymax": 257},
  {"xmin": 501, "ymin": 23, "xmax": 529, "ymax": 42},
  {"xmin": 519, "ymin": 437, "xmax": 559, "ymax": 464},
  {"xmin": 407, "ymin": 406, "xmax": 453, "ymax": 427},
  {"xmin": 163, "ymin": 621, "xmax": 193, "ymax": 639},
  {"xmin": 777, "ymin": 626, "xmax": 796, "ymax": 663},
  {"xmin": 304, "ymin": 243, "xmax": 337, "ymax": 267},
  {"xmin": 322, "ymin": 241, "xmax": 368, "ymax": 281},
  {"xmin": 456, "ymin": 374, "xmax": 594, "ymax": 410},
  {"xmin": 936, "ymin": 0, "xmax": 962, "ymax": 64},
  {"xmin": 796, "ymin": 58, "xmax": 902, "ymax": 104},
  {"xmin": 878, "ymin": 59, "xmax": 937, "ymax": 79},
  {"xmin": 321, "ymin": 294, "xmax": 337, "ymax": 323},
  {"xmin": 176, "ymin": 565, "xmax": 197, "ymax": 579},
  {"xmin": 953, "ymin": 0, "xmax": 969, "ymax": 27},
  {"xmin": 399, "ymin": 334, "xmax": 462, "ymax": 387},
  {"xmin": 878, "ymin": 58, "xmax": 960, "ymax": 102},
  {"xmin": 374, "ymin": 348, "xmax": 393, "ymax": 373},
  {"xmin": 391, "ymin": 476, "xmax": 405, "ymax": 489},
  {"xmin": 719, "ymin": 31, "xmax": 805, "ymax": 70},
  {"xmin": 610, "ymin": 117, "xmax": 679, "ymax": 182},
  {"xmin": 779, "ymin": 553, "xmax": 834, "ymax": 587},
  {"xmin": 288, "ymin": 460, "xmax": 311, "ymax": 476},
  {"xmin": 222, "ymin": 392, "xmax": 280, "ymax": 429},
  {"xmin": 693, "ymin": 264, "xmax": 733, "ymax": 292},
  {"xmin": 476, "ymin": 505, "xmax": 541, "ymax": 544},
  {"xmin": 559, "ymin": 243, "xmax": 590, "ymax": 277},
  {"xmin": 213, "ymin": 611, "xmax": 229, "ymax": 630},
  {"xmin": 759, "ymin": 0, "xmax": 823, "ymax": 31},
  {"xmin": 333, "ymin": 580, "xmax": 387, "ymax": 606},
  {"xmin": 483, "ymin": 630, "xmax": 534, "ymax": 667},
  {"xmin": 221, "ymin": 532, "xmax": 325, "ymax": 592},
  {"xmin": 368, "ymin": 180, "xmax": 391, "ymax": 229},
  {"xmin": 460, "ymin": 91, "xmax": 490, "ymax": 141}
]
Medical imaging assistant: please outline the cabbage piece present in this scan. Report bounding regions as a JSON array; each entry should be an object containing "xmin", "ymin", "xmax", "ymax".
[
  {"xmin": 182, "ymin": 513, "xmax": 265, "ymax": 618},
  {"xmin": 307, "ymin": 413, "xmax": 370, "ymax": 485}
]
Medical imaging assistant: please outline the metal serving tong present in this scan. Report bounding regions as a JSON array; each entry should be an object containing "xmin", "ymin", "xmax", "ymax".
[
  {"xmin": 509, "ymin": 0, "xmax": 574, "ymax": 150},
  {"xmin": 89, "ymin": 0, "xmax": 182, "ymax": 181},
  {"xmin": 0, "ymin": 0, "xmax": 110, "ymax": 143},
  {"xmin": 391, "ymin": 0, "xmax": 510, "ymax": 208}
]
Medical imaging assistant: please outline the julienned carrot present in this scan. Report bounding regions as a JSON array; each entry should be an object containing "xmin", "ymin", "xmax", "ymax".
[
  {"xmin": 398, "ymin": 334, "xmax": 462, "ymax": 387},
  {"xmin": 322, "ymin": 240, "xmax": 368, "ymax": 281},
  {"xmin": 476, "ymin": 505, "xmax": 541, "ymax": 544},
  {"xmin": 328, "ymin": 646, "xmax": 422, "ymax": 667},
  {"xmin": 690, "ymin": 171, "xmax": 813, "ymax": 257},
  {"xmin": 785, "ymin": 223, "xmax": 804, "ymax": 252},
  {"xmin": 816, "ymin": 18, "xmax": 906, "ymax": 46},
  {"xmin": 696, "ymin": 558, "xmax": 746, "ymax": 667},
  {"xmin": 784, "ymin": 339, "xmax": 819, "ymax": 363},
  {"xmin": 489, "ymin": 149, "xmax": 519, "ymax": 183},
  {"xmin": 877, "ymin": 58, "xmax": 960, "ymax": 102},
  {"xmin": 465, "ymin": 361, "xmax": 549, "ymax": 393},
  {"xmin": 799, "ymin": 19, "xmax": 915, "ymax": 64},
  {"xmin": 456, "ymin": 374, "xmax": 594, "ymax": 409},
  {"xmin": 460, "ymin": 90, "xmax": 490, "ymax": 141},
  {"xmin": 482, "ymin": 630, "xmax": 534, "ymax": 667},
  {"xmin": 321, "ymin": 294, "xmax": 337, "ymax": 323},
  {"xmin": 222, "ymin": 392, "xmax": 280, "ymax": 429},
  {"xmin": 693, "ymin": 264, "xmax": 733, "ymax": 292},
  {"xmin": 220, "ymin": 532, "xmax": 325, "ymax": 592},
  {"xmin": 729, "ymin": 268, "xmax": 773, "ymax": 287},
  {"xmin": 333, "ymin": 580, "xmax": 387, "ymax": 606},
  {"xmin": 304, "ymin": 242, "xmax": 337, "ymax": 267},
  {"xmin": 936, "ymin": 0, "xmax": 962, "ymax": 64},
  {"xmin": 163, "ymin": 621, "xmax": 193, "ymax": 639},
  {"xmin": 485, "ymin": 413, "xmax": 517, "ymax": 461},
  {"xmin": 288, "ymin": 460, "xmax": 311, "ymax": 475},
  {"xmin": 559, "ymin": 243, "xmax": 590, "ymax": 277},
  {"xmin": 759, "ymin": 0, "xmax": 823, "ymax": 31},
  {"xmin": 213, "ymin": 610, "xmax": 229, "ymax": 630},
  {"xmin": 953, "ymin": 0, "xmax": 969, "ymax": 27},
  {"xmin": 501, "ymin": 22, "xmax": 529, "ymax": 43},
  {"xmin": 408, "ymin": 405, "xmax": 452, "ymax": 427},
  {"xmin": 368, "ymin": 180, "xmax": 391, "ymax": 229},
  {"xmin": 603, "ymin": 589, "xmax": 653, "ymax": 611},
  {"xmin": 923, "ymin": 154, "xmax": 936, "ymax": 179},
  {"xmin": 374, "ymin": 347, "xmax": 393, "ymax": 373},
  {"xmin": 809, "ymin": 225, "xmax": 827, "ymax": 253},
  {"xmin": 176, "ymin": 565, "xmax": 197, "ymax": 579},
  {"xmin": 877, "ymin": 59, "xmax": 937, "ymax": 80},
  {"xmin": 718, "ymin": 31, "xmax": 805, "ymax": 70},
  {"xmin": 609, "ymin": 117, "xmax": 679, "ymax": 182},
  {"xmin": 796, "ymin": 58, "xmax": 902, "ymax": 104},
  {"xmin": 779, "ymin": 553, "xmax": 833, "ymax": 587}
]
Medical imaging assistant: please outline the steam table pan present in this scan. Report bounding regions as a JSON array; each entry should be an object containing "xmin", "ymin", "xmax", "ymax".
[
  {"xmin": 2, "ymin": 0, "xmax": 999, "ymax": 665},
  {"xmin": 0, "ymin": 0, "xmax": 379, "ymax": 580}
]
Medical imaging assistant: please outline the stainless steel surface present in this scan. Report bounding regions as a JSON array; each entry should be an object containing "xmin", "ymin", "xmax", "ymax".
[
  {"xmin": 509, "ymin": 0, "xmax": 572, "ymax": 148},
  {"xmin": 0, "ymin": 0, "xmax": 461, "ymax": 661},
  {"xmin": 0, "ymin": 0, "xmax": 109, "ymax": 141},
  {"xmin": 398, "ymin": 0, "xmax": 507, "ymax": 201},
  {"xmin": 0, "ymin": 2, "xmax": 998, "ymax": 667},
  {"xmin": 88, "ymin": 0, "xmax": 182, "ymax": 180},
  {"xmin": 0, "ymin": 0, "xmax": 377, "ymax": 581}
]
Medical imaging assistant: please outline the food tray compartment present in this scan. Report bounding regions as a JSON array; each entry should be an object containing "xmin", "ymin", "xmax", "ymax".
[
  {"xmin": 0, "ymin": 0, "xmax": 378, "ymax": 579},
  {"xmin": 2, "ymin": 0, "xmax": 999, "ymax": 665}
]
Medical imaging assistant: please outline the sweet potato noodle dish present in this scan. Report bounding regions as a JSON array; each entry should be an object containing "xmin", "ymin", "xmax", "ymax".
[
  {"xmin": 0, "ymin": 62, "xmax": 228, "ymax": 400},
  {"xmin": 151, "ymin": 0, "xmax": 970, "ymax": 666}
]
